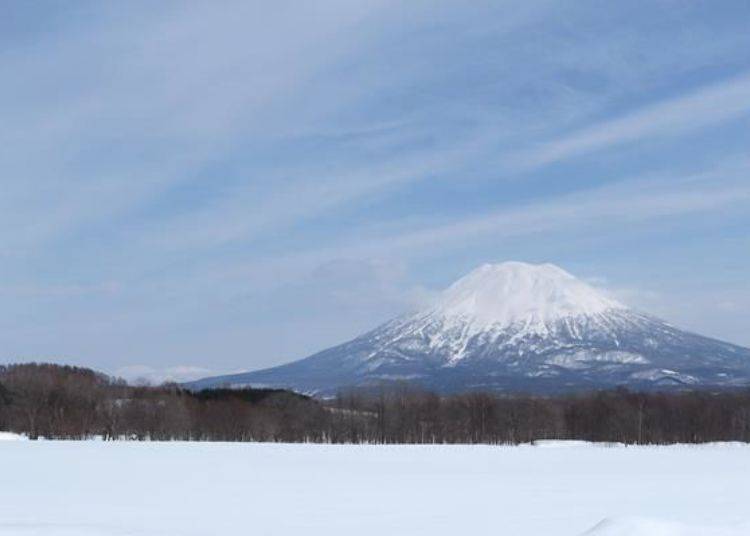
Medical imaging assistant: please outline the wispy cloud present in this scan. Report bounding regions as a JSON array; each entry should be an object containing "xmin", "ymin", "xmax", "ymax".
[
  {"xmin": 0, "ymin": 282, "xmax": 121, "ymax": 299},
  {"xmin": 516, "ymin": 72, "xmax": 750, "ymax": 168},
  {"xmin": 311, "ymin": 162, "xmax": 750, "ymax": 261},
  {"xmin": 0, "ymin": 1, "xmax": 394, "ymax": 250},
  {"xmin": 135, "ymin": 134, "xmax": 501, "ymax": 253},
  {"xmin": 179, "ymin": 158, "xmax": 750, "ymax": 307},
  {"xmin": 114, "ymin": 71, "xmax": 750, "ymax": 258}
]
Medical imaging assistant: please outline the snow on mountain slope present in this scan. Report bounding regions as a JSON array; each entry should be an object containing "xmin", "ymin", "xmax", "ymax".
[
  {"xmin": 188, "ymin": 262, "xmax": 750, "ymax": 395},
  {"xmin": 434, "ymin": 262, "xmax": 624, "ymax": 328}
]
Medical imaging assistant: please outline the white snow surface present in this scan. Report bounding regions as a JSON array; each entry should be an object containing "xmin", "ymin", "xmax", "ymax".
[
  {"xmin": 432, "ymin": 262, "xmax": 625, "ymax": 329},
  {"xmin": 0, "ymin": 441, "xmax": 748, "ymax": 536}
]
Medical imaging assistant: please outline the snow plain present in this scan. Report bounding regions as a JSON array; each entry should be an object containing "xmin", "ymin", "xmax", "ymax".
[{"xmin": 0, "ymin": 440, "xmax": 747, "ymax": 536}]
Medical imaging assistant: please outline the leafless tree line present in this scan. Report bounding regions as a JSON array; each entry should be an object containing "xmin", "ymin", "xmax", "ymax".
[
  {"xmin": 0, "ymin": 364, "xmax": 326, "ymax": 442},
  {"xmin": 1, "ymin": 363, "xmax": 749, "ymax": 444},
  {"xmin": 331, "ymin": 386, "xmax": 750, "ymax": 444}
]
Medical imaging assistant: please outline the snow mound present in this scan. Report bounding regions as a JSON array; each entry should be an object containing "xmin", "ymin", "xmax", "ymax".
[
  {"xmin": 582, "ymin": 517, "xmax": 750, "ymax": 536},
  {"xmin": 432, "ymin": 261, "xmax": 624, "ymax": 328},
  {"xmin": 530, "ymin": 440, "xmax": 625, "ymax": 448},
  {"xmin": 0, "ymin": 432, "xmax": 27, "ymax": 441}
]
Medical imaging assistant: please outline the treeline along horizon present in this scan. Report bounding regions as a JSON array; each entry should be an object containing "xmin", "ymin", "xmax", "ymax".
[{"xmin": 1, "ymin": 363, "xmax": 749, "ymax": 444}]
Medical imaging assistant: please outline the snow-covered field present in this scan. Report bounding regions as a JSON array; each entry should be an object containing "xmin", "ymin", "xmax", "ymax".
[{"xmin": 0, "ymin": 439, "xmax": 748, "ymax": 536}]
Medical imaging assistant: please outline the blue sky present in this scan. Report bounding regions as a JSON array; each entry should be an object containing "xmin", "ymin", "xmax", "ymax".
[{"xmin": 2, "ymin": 0, "xmax": 749, "ymax": 383}]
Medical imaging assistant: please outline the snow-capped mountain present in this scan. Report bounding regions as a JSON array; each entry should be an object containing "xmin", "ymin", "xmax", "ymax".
[{"xmin": 188, "ymin": 262, "xmax": 750, "ymax": 395}]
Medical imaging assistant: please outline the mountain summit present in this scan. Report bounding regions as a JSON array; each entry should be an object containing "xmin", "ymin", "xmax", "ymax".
[
  {"xmin": 189, "ymin": 262, "xmax": 750, "ymax": 395},
  {"xmin": 430, "ymin": 261, "xmax": 624, "ymax": 331}
]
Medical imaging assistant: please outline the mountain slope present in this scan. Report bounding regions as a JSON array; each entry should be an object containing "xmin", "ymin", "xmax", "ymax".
[{"xmin": 188, "ymin": 262, "xmax": 750, "ymax": 395}]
